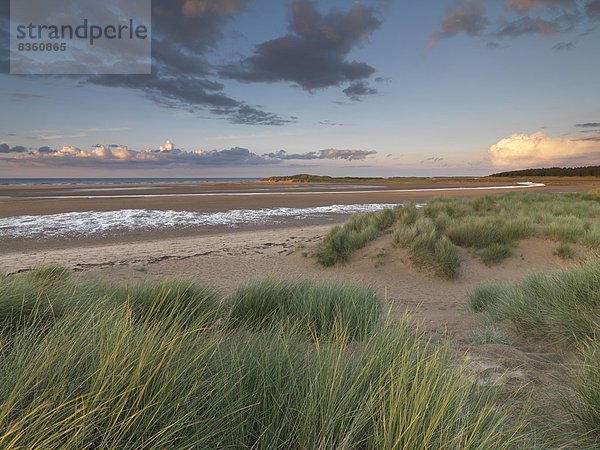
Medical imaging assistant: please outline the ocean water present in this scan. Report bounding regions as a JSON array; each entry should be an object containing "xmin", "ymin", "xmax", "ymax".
[
  {"xmin": 0, "ymin": 204, "xmax": 405, "ymax": 239},
  {"xmin": 0, "ymin": 178, "xmax": 259, "ymax": 186}
]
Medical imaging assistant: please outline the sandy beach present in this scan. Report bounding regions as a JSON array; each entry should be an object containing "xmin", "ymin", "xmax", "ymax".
[{"xmin": 2, "ymin": 177, "xmax": 598, "ymax": 334}]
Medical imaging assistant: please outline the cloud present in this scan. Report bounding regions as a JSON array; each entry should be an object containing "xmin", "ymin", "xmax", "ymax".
[
  {"xmin": 494, "ymin": 12, "xmax": 580, "ymax": 38},
  {"xmin": 430, "ymin": 0, "xmax": 598, "ymax": 49},
  {"xmin": 318, "ymin": 149, "xmax": 377, "ymax": 160},
  {"xmin": 3, "ymin": 143, "xmax": 377, "ymax": 168},
  {"xmin": 588, "ymin": 0, "xmax": 600, "ymax": 19},
  {"xmin": 266, "ymin": 149, "xmax": 376, "ymax": 161},
  {"xmin": 219, "ymin": 0, "xmax": 381, "ymax": 94},
  {"xmin": 429, "ymin": 1, "xmax": 488, "ymax": 48},
  {"xmin": 575, "ymin": 122, "xmax": 600, "ymax": 127},
  {"xmin": 343, "ymin": 81, "xmax": 378, "ymax": 101},
  {"xmin": 9, "ymin": 93, "xmax": 46, "ymax": 102},
  {"xmin": 421, "ymin": 157, "xmax": 445, "ymax": 164},
  {"xmin": 577, "ymin": 134, "xmax": 600, "ymax": 141},
  {"xmin": 506, "ymin": 0, "xmax": 577, "ymax": 11},
  {"xmin": 319, "ymin": 120, "xmax": 343, "ymax": 126},
  {"xmin": 0, "ymin": 144, "xmax": 28, "ymax": 153},
  {"xmin": 180, "ymin": 0, "xmax": 243, "ymax": 17},
  {"xmin": 83, "ymin": 0, "xmax": 291, "ymax": 125},
  {"xmin": 488, "ymin": 131, "xmax": 600, "ymax": 167},
  {"xmin": 6, "ymin": 145, "xmax": 277, "ymax": 168}
]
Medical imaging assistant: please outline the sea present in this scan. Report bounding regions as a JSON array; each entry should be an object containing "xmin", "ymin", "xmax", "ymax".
[{"xmin": 0, "ymin": 178, "xmax": 260, "ymax": 186}]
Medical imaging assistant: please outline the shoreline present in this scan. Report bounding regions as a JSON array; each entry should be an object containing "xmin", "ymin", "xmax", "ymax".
[
  {"xmin": 1, "ymin": 178, "xmax": 589, "ymax": 219},
  {"xmin": 0, "ymin": 223, "xmax": 333, "ymax": 274}
]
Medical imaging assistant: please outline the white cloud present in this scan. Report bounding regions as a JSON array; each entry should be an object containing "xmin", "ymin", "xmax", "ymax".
[{"xmin": 488, "ymin": 131, "xmax": 600, "ymax": 168}]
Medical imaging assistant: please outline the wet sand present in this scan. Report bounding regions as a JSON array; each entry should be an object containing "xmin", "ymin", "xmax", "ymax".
[{"xmin": 0, "ymin": 178, "xmax": 591, "ymax": 218}]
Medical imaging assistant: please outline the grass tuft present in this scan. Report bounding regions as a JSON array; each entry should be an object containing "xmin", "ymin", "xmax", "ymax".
[
  {"xmin": 572, "ymin": 340, "xmax": 600, "ymax": 439},
  {"xmin": 469, "ymin": 258, "xmax": 600, "ymax": 345},
  {"xmin": 316, "ymin": 207, "xmax": 401, "ymax": 266},
  {"xmin": 554, "ymin": 242, "xmax": 576, "ymax": 259},
  {"xmin": 393, "ymin": 217, "xmax": 460, "ymax": 279},
  {"xmin": 479, "ymin": 243, "xmax": 513, "ymax": 266},
  {"xmin": 228, "ymin": 279, "xmax": 382, "ymax": 340},
  {"xmin": 544, "ymin": 216, "xmax": 586, "ymax": 243},
  {"xmin": 468, "ymin": 284, "xmax": 506, "ymax": 313},
  {"xmin": 467, "ymin": 326, "xmax": 512, "ymax": 346}
]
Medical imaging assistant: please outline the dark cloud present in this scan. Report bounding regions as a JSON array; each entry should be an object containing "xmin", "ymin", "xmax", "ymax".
[
  {"xmin": 0, "ymin": 144, "xmax": 28, "ymax": 154},
  {"xmin": 37, "ymin": 146, "xmax": 56, "ymax": 154},
  {"xmin": 319, "ymin": 120, "xmax": 343, "ymax": 126},
  {"xmin": 343, "ymin": 81, "xmax": 378, "ymax": 101},
  {"xmin": 0, "ymin": 2, "xmax": 7, "ymax": 73},
  {"xmin": 319, "ymin": 148, "xmax": 377, "ymax": 160},
  {"xmin": 553, "ymin": 40, "xmax": 575, "ymax": 49},
  {"xmin": 575, "ymin": 134, "xmax": 600, "ymax": 141},
  {"xmin": 266, "ymin": 148, "xmax": 377, "ymax": 161},
  {"xmin": 219, "ymin": 0, "xmax": 381, "ymax": 93},
  {"xmin": 575, "ymin": 122, "xmax": 600, "ymax": 127},
  {"xmin": 553, "ymin": 27, "xmax": 596, "ymax": 50},
  {"xmin": 83, "ymin": 0, "xmax": 291, "ymax": 126},
  {"xmin": 215, "ymin": 104, "xmax": 293, "ymax": 126},
  {"xmin": 266, "ymin": 150, "xmax": 320, "ymax": 160},
  {"xmin": 588, "ymin": 0, "xmax": 600, "ymax": 19},
  {"xmin": 421, "ymin": 156, "xmax": 445, "ymax": 164}
]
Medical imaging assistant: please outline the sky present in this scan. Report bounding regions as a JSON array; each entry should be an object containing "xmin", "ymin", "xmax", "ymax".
[{"xmin": 0, "ymin": 0, "xmax": 599, "ymax": 178}]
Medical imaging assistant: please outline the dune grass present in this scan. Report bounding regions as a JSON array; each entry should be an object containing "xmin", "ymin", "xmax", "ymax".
[
  {"xmin": 543, "ymin": 216, "xmax": 587, "ymax": 243},
  {"xmin": 467, "ymin": 326, "xmax": 512, "ymax": 346},
  {"xmin": 468, "ymin": 257, "xmax": 600, "ymax": 442},
  {"xmin": 316, "ymin": 207, "xmax": 402, "ymax": 266},
  {"xmin": 573, "ymin": 341, "xmax": 600, "ymax": 439},
  {"xmin": 393, "ymin": 217, "xmax": 461, "ymax": 279},
  {"xmin": 317, "ymin": 192, "xmax": 600, "ymax": 278},
  {"xmin": 479, "ymin": 243, "xmax": 514, "ymax": 266},
  {"xmin": 228, "ymin": 278, "xmax": 382, "ymax": 339},
  {"xmin": 468, "ymin": 284, "xmax": 506, "ymax": 313},
  {"xmin": 0, "ymin": 267, "xmax": 535, "ymax": 448},
  {"xmin": 554, "ymin": 242, "xmax": 576, "ymax": 259},
  {"xmin": 468, "ymin": 258, "xmax": 600, "ymax": 345}
]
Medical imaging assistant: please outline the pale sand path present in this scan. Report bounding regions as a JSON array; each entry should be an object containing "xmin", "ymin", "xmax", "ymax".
[{"xmin": 0, "ymin": 225, "xmax": 332, "ymax": 274}]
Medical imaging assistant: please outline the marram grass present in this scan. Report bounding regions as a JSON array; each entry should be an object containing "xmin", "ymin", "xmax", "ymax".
[
  {"xmin": 316, "ymin": 206, "xmax": 402, "ymax": 266},
  {"xmin": 228, "ymin": 278, "xmax": 382, "ymax": 340},
  {"xmin": 0, "ymin": 267, "xmax": 535, "ymax": 449},
  {"xmin": 316, "ymin": 192, "xmax": 600, "ymax": 278},
  {"xmin": 468, "ymin": 258, "xmax": 600, "ymax": 345}
]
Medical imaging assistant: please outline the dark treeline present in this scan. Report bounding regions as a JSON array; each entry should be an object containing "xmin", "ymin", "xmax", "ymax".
[{"xmin": 489, "ymin": 166, "xmax": 600, "ymax": 177}]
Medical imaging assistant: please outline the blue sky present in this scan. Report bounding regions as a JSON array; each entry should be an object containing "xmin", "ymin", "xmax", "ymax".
[{"xmin": 1, "ymin": 0, "xmax": 599, "ymax": 177}]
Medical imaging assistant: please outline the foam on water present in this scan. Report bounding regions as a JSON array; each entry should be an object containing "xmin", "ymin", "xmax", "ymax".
[{"xmin": 0, "ymin": 203, "xmax": 403, "ymax": 239}]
